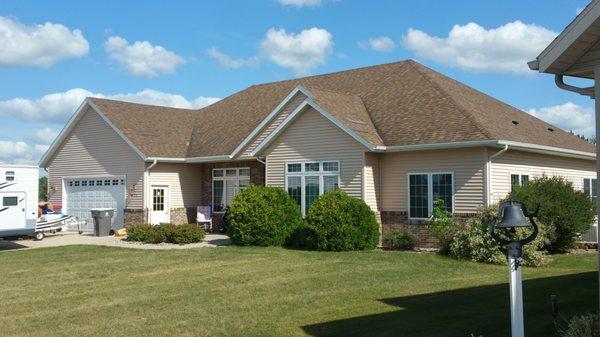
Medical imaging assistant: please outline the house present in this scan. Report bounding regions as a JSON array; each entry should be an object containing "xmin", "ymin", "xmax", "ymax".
[
  {"xmin": 39, "ymin": 60, "xmax": 596, "ymax": 246},
  {"xmin": 528, "ymin": 0, "xmax": 600, "ymax": 242}
]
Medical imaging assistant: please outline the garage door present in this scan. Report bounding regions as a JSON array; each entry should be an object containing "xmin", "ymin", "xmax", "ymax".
[{"xmin": 65, "ymin": 177, "xmax": 125, "ymax": 232}]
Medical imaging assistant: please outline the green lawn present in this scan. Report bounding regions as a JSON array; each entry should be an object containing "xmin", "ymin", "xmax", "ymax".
[{"xmin": 0, "ymin": 246, "xmax": 596, "ymax": 337}]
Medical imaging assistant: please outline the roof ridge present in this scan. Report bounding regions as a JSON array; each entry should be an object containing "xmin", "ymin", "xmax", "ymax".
[
  {"xmin": 409, "ymin": 62, "xmax": 495, "ymax": 140},
  {"xmin": 250, "ymin": 59, "xmax": 415, "ymax": 89},
  {"xmin": 88, "ymin": 97, "xmax": 199, "ymax": 112}
]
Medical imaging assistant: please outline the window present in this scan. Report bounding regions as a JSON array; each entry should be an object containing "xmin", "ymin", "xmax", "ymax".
[
  {"xmin": 212, "ymin": 168, "xmax": 250, "ymax": 212},
  {"xmin": 5, "ymin": 171, "xmax": 14, "ymax": 182},
  {"xmin": 74, "ymin": 181, "xmax": 80, "ymax": 187},
  {"xmin": 153, "ymin": 188, "xmax": 165, "ymax": 211},
  {"xmin": 2, "ymin": 196, "xmax": 18, "ymax": 206},
  {"xmin": 89, "ymin": 180, "xmax": 95, "ymax": 186},
  {"xmin": 96, "ymin": 180, "xmax": 103, "ymax": 186},
  {"xmin": 510, "ymin": 174, "xmax": 530, "ymax": 191},
  {"xmin": 584, "ymin": 178, "xmax": 598, "ymax": 205},
  {"xmin": 285, "ymin": 161, "xmax": 340, "ymax": 214},
  {"xmin": 408, "ymin": 173, "xmax": 454, "ymax": 219},
  {"xmin": 81, "ymin": 180, "xmax": 88, "ymax": 187}
]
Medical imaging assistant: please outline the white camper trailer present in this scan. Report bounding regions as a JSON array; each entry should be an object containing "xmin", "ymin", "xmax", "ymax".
[{"xmin": 0, "ymin": 164, "xmax": 39, "ymax": 238}]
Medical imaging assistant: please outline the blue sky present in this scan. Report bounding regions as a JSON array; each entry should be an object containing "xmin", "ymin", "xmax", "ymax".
[{"xmin": 0, "ymin": 0, "xmax": 595, "ymax": 165}]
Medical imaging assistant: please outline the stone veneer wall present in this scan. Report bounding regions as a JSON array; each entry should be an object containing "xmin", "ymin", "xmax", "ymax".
[
  {"xmin": 124, "ymin": 208, "xmax": 147, "ymax": 226},
  {"xmin": 170, "ymin": 207, "xmax": 198, "ymax": 224},
  {"xmin": 380, "ymin": 211, "xmax": 474, "ymax": 249}
]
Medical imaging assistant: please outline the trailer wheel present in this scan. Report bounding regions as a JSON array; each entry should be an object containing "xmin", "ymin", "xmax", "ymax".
[{"xmin": 34, "ymin": 232, "xmax": 44, "ymax": 241}]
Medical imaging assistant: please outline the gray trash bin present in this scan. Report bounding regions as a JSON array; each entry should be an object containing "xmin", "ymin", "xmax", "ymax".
[{"xmin": 91, "ymin": 208, "xmax": 115, "ymax": 236}]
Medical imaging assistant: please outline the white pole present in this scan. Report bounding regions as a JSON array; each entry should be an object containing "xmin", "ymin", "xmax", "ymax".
[
  {"xmin": 509, "ymin": 255, "xmax": 524, "ymax": 337},
  {"xmin": 594, "ymin": 67, "xmax": 600, "ymax": 316}
]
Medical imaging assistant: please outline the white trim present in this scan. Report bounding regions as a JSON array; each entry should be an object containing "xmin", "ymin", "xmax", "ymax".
[
  {"xmin": 211, "ymin": 167, "xmax": 251, "ymax": 213},
  {"xmin": 149, "ymin": 183, "xmax": 171, "ymax": 224},
  {"xmin": 407, "ymin": 172, "xmax": 455, "ymax": 220},
  {"xmin": 284, "ymin": 160, "xmax": 341, "ymax": 215},
  {"xmin": 251, "ymin": 99, "xmax": 376, "ymax": 156},
  {"xmin": 230, "ymin": 85, "xmax": 314, "ymax": 158},
  {"xmin": 39, "ymin": 99, "xmax": 147, "ymax": 167}
]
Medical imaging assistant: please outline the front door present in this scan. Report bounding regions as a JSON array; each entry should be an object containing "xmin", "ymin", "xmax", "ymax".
[
  {"xmin": 150, "ymin": 185, "xmax": 170, "ymax": 224},
  {"xmin": 0, "ymin": 192, "xmax": 26, "ymax": 230}
]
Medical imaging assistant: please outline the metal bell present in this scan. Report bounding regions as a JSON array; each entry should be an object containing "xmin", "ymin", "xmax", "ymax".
[{"xmin": 495, "ymin": 200, "xmax": 531, "ymax": 229}]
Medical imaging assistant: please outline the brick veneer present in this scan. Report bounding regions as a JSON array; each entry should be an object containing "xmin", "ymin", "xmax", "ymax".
[
  {"xmin": 170, "ymin": 207, "xmax": 198, "ymax": 224},
  {"xmin": 199, "ymin": 160, "xmax": 265, "ymax": 206},
  {"xmin": 380, "ymin": 211, "xmax": 474, "ymax": 249},
  {"xmin": 124, "ymin": 208, "xmax": 146, "ymax": 226}
]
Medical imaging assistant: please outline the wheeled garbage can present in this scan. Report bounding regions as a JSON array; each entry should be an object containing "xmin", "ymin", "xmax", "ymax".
[{"xmin": 91, "ymin": 208, "xmax": 115, "ymax": 236}]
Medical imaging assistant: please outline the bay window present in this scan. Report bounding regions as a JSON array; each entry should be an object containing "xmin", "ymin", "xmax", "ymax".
[
  {"xmin": 285, "ymin": 161, "xmax": 340, "ymax": 214},
  {"xmin": 212, "ymin": 167, "xmax": 250, "ymax": 212},
  {"xmin": 408, "ymin": 172, "xmax": 453, "ymax": 219}
]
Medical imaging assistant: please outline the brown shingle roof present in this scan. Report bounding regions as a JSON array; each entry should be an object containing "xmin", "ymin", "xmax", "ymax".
[{"xmin": 91, "ymin": 59, "xmax": 595, "ymax": 158}]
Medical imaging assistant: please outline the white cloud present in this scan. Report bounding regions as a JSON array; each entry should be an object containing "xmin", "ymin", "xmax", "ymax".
[
  {"xmin": 0, "ymin": 140, "xmax": 47, "ymax": 165},
  {"xmin": 104, "ymin": 36, "xmax": 186, "ymax": 77},
  {"xmin": 402, "ymin": 21, "xmax": 557, "ymax": 74},
  {"xmin": 527, "ymin": 102, "xmax": 595, "ymax": 137},
  {"xmin": 32, "ymin": 127, "xmax": 60, "ymax": 145},
  {"xmin": 0, "ymin": 16, "xmax": 89, "ymax": 68},
  {"xmin": 0, "ymin": 88, "xmax": 220, "ymax": 123},
  {"xmin": 358, "ymin": 36, "xmax": 396, "ymax": 52},
  {"xmin": 260, "ymin": 27, "xmax": 333, "ymax": 74},
  {"xmin": 206, "ymin": 47, "xmax": 259, "ymax": 68},
  {"xmin": 277, "ymin": 0, "xmax": 323, "ymax": 8}
]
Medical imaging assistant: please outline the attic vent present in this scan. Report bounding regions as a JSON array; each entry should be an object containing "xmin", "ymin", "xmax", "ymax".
[
  {"xmin": 547, "ymin": 128, "xmax": 554, "ymax": 132},
  {"xmin": 347, "ymin": 118, "xmax": 365, "ymax": 124},
  {"xmin": 511, "ymin": 120, "xmax": 519, "ymax": 125}
]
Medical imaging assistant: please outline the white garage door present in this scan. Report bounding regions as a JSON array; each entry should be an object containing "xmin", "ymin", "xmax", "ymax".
[{"xmin": 65, "ymin": 177, "xmax": 125, "ymax": 232}]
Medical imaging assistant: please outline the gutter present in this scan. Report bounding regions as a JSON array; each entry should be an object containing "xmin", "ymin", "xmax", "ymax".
[{"xmin": 555, "ymin": 74, "xmax": 595, "ymax": 98}]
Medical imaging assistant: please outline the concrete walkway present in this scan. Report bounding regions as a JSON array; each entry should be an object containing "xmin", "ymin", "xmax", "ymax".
[{"xmin": 0, "ymin": 232, "xmax": 230, "ymax": 251}]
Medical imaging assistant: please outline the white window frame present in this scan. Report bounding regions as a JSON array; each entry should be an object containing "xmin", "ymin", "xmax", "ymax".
[
  {"xmin": 510, "ymin": 173, "xmax": 530, "ymax": 191},
  {"xmin": 583, "ymin": 177, "xmax": 598, "ymax": 200},
  {"xmin": 5, "ymin": 171, "xmax": 15, "ymax": 182},
  {"xmin": 212, "ymin": 167, "xmax": 251, "ymax": 213},
  {"xmin": 284, "ymin": 160, "xmax": 341, "ymax": 215},
  {"xmin": 407, "ymin": 172, "xmax": 455, "ymax": 220}
]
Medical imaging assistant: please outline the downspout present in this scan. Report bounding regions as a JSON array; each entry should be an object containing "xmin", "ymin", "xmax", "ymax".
[
  {"xmin": 144, "ymin": 159, "xmax": 158, "ymax": 223},
  {"xmin": 555, "ymin": 74, "xmax": 595, "ymax": 98},
  {"xmin": 486, "ymin": 144, "xmax": 509, "ymax": 206}
]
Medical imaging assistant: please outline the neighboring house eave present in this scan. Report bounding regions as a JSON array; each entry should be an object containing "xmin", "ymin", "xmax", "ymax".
[{"xmin": 39, "ymin": 98, "xmax": 148, "ymax": 168}]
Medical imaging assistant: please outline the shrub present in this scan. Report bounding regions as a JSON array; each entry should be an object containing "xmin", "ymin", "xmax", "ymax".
[
  {"xmin": 427, "ymin": 199, "xmax": 457, "ymax": 253},
  {"xmin": 387, "ymin": 230, "xmax": 415, "ymax": 250},
  {"xmin": 302, "ymin": 189, "xmax": 379, "ymax": 251},
  {"xmin": 227, "ymin": 185, "xmax": 302, "ymax": 246},
  {"xmin": 558, "ymin": 313, "xmax": 599, "ymax": 337},
  {"xmin": 509, "ymin": 176, "xmax": 596, "ymax": 253},
  {"xmin": 126, "ymin": 223, "xmax": 205, "ymax": 245},
  {"xmin": 448, "ymin": 206, "xmax": 550, "ymax": 267}
]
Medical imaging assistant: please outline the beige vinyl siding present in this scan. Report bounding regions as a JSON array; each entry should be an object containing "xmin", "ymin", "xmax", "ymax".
[
  {"xmin": 264, "ymin": 107, "xmax": 365, "ymax": 198},
  {"xmin": 490, "ymin": 149, "xmax": 596, "ymax": 203},
  {"xmin": 237, "ymin": 92, "xmax": 307, "ymax": 159},
  {"xmin": 380, "ymin": 148, "xmax": 486, "ymax": 214},
  {"xmin": 148, "ymin": 163, "xmax": 202, "ymax": 208},
  {"xmin": 47, "ymin": 106, "xmax": 145, "ymax": 209},
  {"xmin": 363, "ymin": 152, "xmax": 381, "ymax": 211}
]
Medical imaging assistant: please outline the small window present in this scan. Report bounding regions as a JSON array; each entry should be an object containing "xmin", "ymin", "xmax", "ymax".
[
  {"xmin": 5, "ymin": 171, "xmax": 15, "ymax": 182},
  {"xmin": 112, "ymin": 179, "xmax": 119, "ymax": 186},
  {"xmin": 323, "ymin": 162, "xmax": 339, "ymax": 172},
  {"xmin": 89, "ymin": 180, "xmax": 95, "ymax": 186},
  {"xmin": 305, "ymin": 163, "xmax": 320, "ymax": 172},
  {"xmin": 96, "ymin": 180, "xmax": 103, "ymax": 186},
  {"xmin": 81, "ymin": 181, "xmax": 88, "ymax": 187},
  {"xmin": 238, "ymin": 168, "xmax": 250, "ymax": 178},
  {"xmin": 213, "ymin": 169, "xmax": 224, "ymax": 177},
  {"xmin": 510, "ymin": 174, "xmax": 529, "ymax": 192},
  {"xmin": 120, "ymin": 179, "xmax": 125, "ymax": 185},
  {"xmin": 74, "ymin": 181, "xmax": 80, "ymax": 187},
  {"xmin": 225, "ymin": 169, "xmax": 237, "ymax": 177},
  {"xmin": 68, "ymin": 181, "xmax": 73, "ymax": 187},
  {"xmin": 584, "ymin": 178, "xmax": 598, "ymax": 205},
  {"xmin": 287, "ymin": 163, "xmax": 301, "ymax": 173},
  {"xmin": 104, "ymin": 180, "xmax": 111, "ymax": 186},
  {"xmin": 2, "ymin": 196, "xmax": 18, "ymax": 206}
]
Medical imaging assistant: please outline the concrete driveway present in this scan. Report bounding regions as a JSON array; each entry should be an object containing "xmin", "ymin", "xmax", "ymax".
[{"xmin": 0, "ymin": 232, "xmax": 230, "ymax": 251}]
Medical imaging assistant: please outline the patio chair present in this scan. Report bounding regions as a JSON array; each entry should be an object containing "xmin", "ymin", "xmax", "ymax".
[{"xmin": 197, "ymin": 206, "xmax": 213, "ymax": 232}]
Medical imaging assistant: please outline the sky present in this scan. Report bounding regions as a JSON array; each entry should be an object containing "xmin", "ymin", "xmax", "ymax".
[{"xmin": 0, "ymin": 0, "xmax": 596, "ymax": 165}]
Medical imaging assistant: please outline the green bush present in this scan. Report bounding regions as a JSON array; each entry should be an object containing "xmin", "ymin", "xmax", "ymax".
[
  {"xmin": 509, "ymin": 176, "xmax": 596, "ymax": 253},
  {"xmin": 427, "ymin": 199, "xmax": 457, "ymax": 253},
  {"xmin": 302, "ymin": 189, "xmax": 379, "ymax": 251},
  {"xmin": 126, "ymin": 223, "xmax": 205, "ymax": 245},
  {"xmin": 387, "ymin": 230, "xmax": 415, "ymax": 250},
  {"xmin": 227, "ymin": 185, "xmax": 302, "ymax": 246},
  {"xmin": 448, "ymin": 206, "xmax": 550, "ymax": 267},
  {"xmin": 558, "ymin": 313, "xmax": 599, "ymax": 337}
]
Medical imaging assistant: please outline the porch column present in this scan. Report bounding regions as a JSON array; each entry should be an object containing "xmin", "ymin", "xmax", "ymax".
[{"xmin": 595, "ymin": 67, "xmax": 600, "ymax": 312}]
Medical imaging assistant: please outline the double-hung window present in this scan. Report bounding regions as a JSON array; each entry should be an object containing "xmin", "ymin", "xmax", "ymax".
[
  {"xmin": 408, "ymin": 172, "xmax": 453, "ymax": 219},
  {"xmin": 212, "ymin": 168, "xmax": 250, "ymax": 212},
  {"xmin": 510, "ymin": 174, "xmax": 529, "ymax": 191},
  {"xmin": 285, "ymin": 161, "xmax": 340, "ymax": 214},
  {"xmin": 5, "ymin": 171, "xmax": 14, "ymax": 182},
  {"xmin": 583, "ymin": 178, "xmax": 598, "ymax": 205}
]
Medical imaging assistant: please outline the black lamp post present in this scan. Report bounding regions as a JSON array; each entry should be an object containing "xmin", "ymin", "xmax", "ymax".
[{"xmin": 490, "ymin": 200, "xmax": 539, "ymax": 337}]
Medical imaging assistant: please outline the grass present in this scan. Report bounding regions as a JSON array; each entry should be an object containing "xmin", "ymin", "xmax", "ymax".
[{"xmin": 0, "ymin": 246, "xmax": 596, "ymax": 337}]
